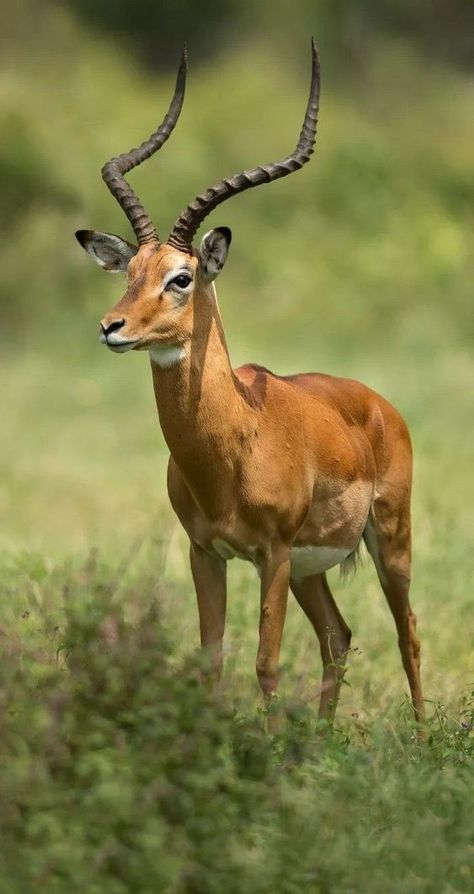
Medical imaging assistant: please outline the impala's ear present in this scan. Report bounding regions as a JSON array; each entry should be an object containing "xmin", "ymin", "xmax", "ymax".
[
  {"xmin": 75, "ymin": 230, "xmax": 138, "ymax": 273},
  {"xmin": 199, "ymin": 227, "xmax": 232, "ymax": 282}
]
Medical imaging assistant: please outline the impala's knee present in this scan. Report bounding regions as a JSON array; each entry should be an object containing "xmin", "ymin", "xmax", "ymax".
[
  {"xmin": 335, "ymin": 627, "xmax": 352, "ymax": 663},
  {"xmin": 381, "ymin": 550, "xmax": 411, "ymax": 586},
  {"xmin": 397, "ymin": 612, "xmax": 421, "ymax": 670},
  {"xmin": 342, "ymin": 622, "xmax": 352, "ymax": 651},
  {"xmin": 256, "ymin": 657, "xmax": 279, "ymax": 698},
  {"xmin": 321, "ymin": 622, "xmax": 351, "ymax": 665},
  {"xmin": 408, "ymin": 612, "xmax": 421, "ymax": 660},
  {"xmin": 201, "ymin": 642, "xmax": 224, "ymax": 683}
]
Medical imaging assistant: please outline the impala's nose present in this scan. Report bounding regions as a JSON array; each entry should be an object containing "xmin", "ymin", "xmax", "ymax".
[{"xmin": 100, "ymin": 318, "xmax": 125, "ymax": 337}]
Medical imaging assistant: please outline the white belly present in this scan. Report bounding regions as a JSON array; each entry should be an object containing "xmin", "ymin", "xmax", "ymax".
[
  {"xmin": 290, "ymin": 545, "xmax": 352, "ymax": 579},
  {"xmin": 212, "ymin": 539, "xmax": 352, "ymax": 579}
]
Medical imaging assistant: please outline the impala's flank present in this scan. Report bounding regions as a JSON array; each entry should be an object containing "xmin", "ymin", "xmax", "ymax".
[{"xmin": 76, "ymin": 41, "xmax": 424, "ymax": 725}]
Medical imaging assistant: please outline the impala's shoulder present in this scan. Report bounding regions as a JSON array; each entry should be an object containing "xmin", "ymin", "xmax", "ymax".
[
  {"xmin": 234, "ymin": 363, "xmax": 313, "ymax": 392},
  {"xmin": 235, "ymin": 364, "xmax": 350, "ymax": 390},
  {"xmin": 234, "ymin": 362, "xmax": 274, "ymax": 381},
  {"xmin": 234, "ymin": 364, "xmax": 359, "ymax": 404}
]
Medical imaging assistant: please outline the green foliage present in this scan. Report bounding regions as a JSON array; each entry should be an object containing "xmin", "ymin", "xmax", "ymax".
[
  {"xmin": 0, "ymin": 114, "xmax": 75, "ymax": 230},
  {"xmin": 1, "ymin": 558, "xmax": 474, "ymax": 893},
  {"xmin": 62, "ymin": 0, "xmax": 474, "ymax": 72},
  {"xmin": 64, "ymin": 0, "xmax": 241, "ymax": 70}
]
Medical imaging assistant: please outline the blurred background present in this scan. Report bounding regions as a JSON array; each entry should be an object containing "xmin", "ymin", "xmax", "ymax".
[{"xmin": 1, "ymin": 0, "xmax": 473, "ymax": 700}]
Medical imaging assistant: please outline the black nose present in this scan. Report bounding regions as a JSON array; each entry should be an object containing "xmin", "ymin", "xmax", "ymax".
[{"xmin": 101, "ymin": 318, "xmax": 125, "ymax": 336}]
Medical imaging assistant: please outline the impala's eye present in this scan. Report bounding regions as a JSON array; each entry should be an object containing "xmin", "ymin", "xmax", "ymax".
[{"xmin": 171, "ymin": 273, "xmax": 192, "ymax": 290}]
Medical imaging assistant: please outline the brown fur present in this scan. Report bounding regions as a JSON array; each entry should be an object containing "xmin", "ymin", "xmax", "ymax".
[{"xmin": 95, "ymin": 240, "xmax": 424, "ymax": 725}]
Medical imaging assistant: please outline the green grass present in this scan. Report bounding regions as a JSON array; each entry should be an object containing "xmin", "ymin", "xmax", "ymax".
[
  {"xmin": 1, "ymin": 3, "xmax": 474, "ymax": 890},
  {"xmin": 2, "ymin": 553, "xmax": 474, "ymax": 892}
]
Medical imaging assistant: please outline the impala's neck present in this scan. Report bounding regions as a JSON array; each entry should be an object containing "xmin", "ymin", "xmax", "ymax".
[{"xmin": 150, "ymin": 284, "xmax": 252, "ymax": 517}]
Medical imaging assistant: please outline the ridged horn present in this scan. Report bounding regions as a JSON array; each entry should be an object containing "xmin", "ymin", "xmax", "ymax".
[
  {"xmin": 167, "ymin": 39, "xmax": 320, "ymax": 251},
  {"xmin": 101, "ymin": 46, "xmax": 187, "ymax": 245}
]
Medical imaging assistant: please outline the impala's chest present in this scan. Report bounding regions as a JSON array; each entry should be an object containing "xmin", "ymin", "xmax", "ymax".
[{"xmin": 211, "ymin": 538, "xmax": 352, "ymax": 578}]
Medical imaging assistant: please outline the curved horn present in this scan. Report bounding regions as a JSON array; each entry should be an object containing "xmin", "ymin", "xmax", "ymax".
[
  {"xmin": 168, "ymin": 39, "xmax": 320, "ymax": 252},
  {"xmin": 102, "ymin": 46, "xmax": 187, "ymax": 245}
]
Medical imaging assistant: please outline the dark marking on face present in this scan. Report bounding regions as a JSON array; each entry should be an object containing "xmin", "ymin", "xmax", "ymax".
[{"xmin": 126, "ymin": 272, "xmax": 147, "ymax": 302}]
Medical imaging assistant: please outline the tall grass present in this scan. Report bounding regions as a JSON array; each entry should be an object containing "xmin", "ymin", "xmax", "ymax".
[{"xmin": 1, "ymin": 554, "xmax": 474, "ymax": 892}]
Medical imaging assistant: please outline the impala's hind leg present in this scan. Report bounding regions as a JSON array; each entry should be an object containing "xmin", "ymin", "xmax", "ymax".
[
  {"xmin": 364, "ymin": 500, "xmax": 425, "ymax": 723},
  {"xmin": 291, "ymin": 573, "xmax": 351, "ymax": 722}
]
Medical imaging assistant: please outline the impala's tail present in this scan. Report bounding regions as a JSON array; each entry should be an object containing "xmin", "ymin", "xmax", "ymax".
[{"xmin": 340, "ymin": 539, "xmax": 365, "ymax": 582}]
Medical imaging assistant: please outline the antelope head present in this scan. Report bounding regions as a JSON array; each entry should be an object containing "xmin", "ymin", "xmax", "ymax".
[{"xmin": 76, "ymin": 42, "xmax": 320, "ymax": 366}]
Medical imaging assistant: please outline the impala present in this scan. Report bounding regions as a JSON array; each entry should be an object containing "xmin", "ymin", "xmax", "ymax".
[{"xmin": 76, "ymin": 41, "xmax": 424, "ymax": 725}]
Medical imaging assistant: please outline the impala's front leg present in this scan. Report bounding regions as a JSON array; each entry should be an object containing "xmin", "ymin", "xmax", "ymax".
[
  {"xmin": 256, "ymin": 546, "xmax": 291, "ymax": 712},
  {"xmin": 190, "ymin": 543, "xmax": 227, "ymax": 683}
]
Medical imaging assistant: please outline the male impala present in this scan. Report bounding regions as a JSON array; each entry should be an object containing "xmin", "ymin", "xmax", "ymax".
[{"xmin": 76, "ymin": 41, "xmax": 424, "ymax": 724}]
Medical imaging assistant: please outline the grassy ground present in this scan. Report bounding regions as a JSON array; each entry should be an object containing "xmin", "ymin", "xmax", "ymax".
[{"xmin": 1, "ymin": 5, "xmax": 474, "ymax": 891}]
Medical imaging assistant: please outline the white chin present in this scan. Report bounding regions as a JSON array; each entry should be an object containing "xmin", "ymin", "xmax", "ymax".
[{"xmin": 106, "ymin": 342, "xmax": 135, "ymax": 353}]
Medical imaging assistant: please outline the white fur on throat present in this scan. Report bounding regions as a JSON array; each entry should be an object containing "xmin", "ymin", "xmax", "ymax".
[{"xmin": 149, "ymin": 345, "xmax": 187, "ymax": 369}]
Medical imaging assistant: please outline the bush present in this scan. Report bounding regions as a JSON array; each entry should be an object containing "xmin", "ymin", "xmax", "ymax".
[{"xmin": 1, "ymin": 557, "xmax": 474, "ymax": 892}]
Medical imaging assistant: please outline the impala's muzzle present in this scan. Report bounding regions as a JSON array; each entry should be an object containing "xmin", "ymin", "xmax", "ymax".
[{"xmin": 99, "ymin": 317, "xmax": 138, "ymax": 352}]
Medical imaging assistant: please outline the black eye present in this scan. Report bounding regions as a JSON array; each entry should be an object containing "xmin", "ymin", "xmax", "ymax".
[{"xmin": 171, "ymin": 274, "xmax": 192, "ymax": 289}]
